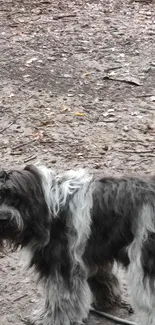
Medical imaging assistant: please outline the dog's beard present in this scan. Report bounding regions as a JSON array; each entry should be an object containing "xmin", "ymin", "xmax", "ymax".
[
  {"xmin": 0, "ymin": 165, "xmax": 51, "ymax": 253},
  {"xmin": 0, "ymin": 205, "xmax": 23, "ymax": 251}
]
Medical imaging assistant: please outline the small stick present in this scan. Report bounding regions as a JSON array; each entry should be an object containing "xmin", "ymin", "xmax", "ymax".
[
  {"xmin": 116, "ymin": 150, "xmax": 153, "ymax": 154},
  {"xmin": 103, "ymin": 76, "xmax": 141, "ymax": 86},
  {"xmin": 117, "ymin": 139, "xmax": 143, "ymax": 142},
  {"xmin": 103, "ymin": 119, "xmax": 118, "ymax": 123},
  {"xmin": 20, "ymin": 76, "xmax": 41, "ymax": 89},
  {"xmin": 40, "ymin": 140, "xmax": 83, "ymax": 147},
  {"xmin": 24, "ymin": 154, "xmax": 37, "ymax": 163},
  {"xmin": 104, "ymin": 66, "xmax": 122, "ymax": 72},
  {"xmin": 0, "ymin": 121, "xmax": 14, "ymax": 134},
  {"xmin": 53, "ymin": 14, "xmax": 77, "ymax": 20},
  {"xmin": 13, "ymin": 294, "xmax": 28, "ymax": 302},
  {"xmin": 0, "ymin": 145, "xmax": 8, "ymax": 150},
  {"xmin": 12, "ymin": 139, "xmax": 36, "ymax": 150},
  {"xmin": 118, "ymin": 138, "xmax": 155, "ymax": 143},
  {"xmin": 136, "ymin": 94, "xmax": 155, "ymax": 98},
  {"xmin": 90, "ymin": 306, "xmax": 137, "ymax": 325}
]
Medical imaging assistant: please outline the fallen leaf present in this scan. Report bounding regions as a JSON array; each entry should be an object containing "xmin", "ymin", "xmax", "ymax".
[
  {"xmin": 23, "ymin": 74, "xmax": 31, "ymax": 78},
  {"xmin": 25, "ymin": 57, "xmax": 38, "ymax": 66},
  {"xmin": 103, "ymin": 112, "xmax": 115, "ymax": 117},
  {"xmin": 76, "ymin": 152, "xmax": 83, "ymax": 156},
  {"xmin": 146, "ymin": 124, "xmax": 155, "ymax": 131},
  {"xmin": 123, "ymin": 125, "xmax": 129, "ymax": 132},
  {"xmin": 75, "ymin": 112, "xmax": 85, "ymax": 117},
  {"xmin": 9, "ymin": 93, "xmax": 15, "ymax": 97},
  {"xmin": 31, "ymin": 130, "xmax": 44, "ymax": 139},
  {"xmin": 131, "ymin": 111, "xmax": 138, "ymax": 116},
  {"xmin": 39, "ymin": 121, "xmax": 51, "ymax": 127},
  {"xmin": 63, "ymin": 74, "xmax": 72, "ymax": 78},
  {"xmin": 82, "ymin": 72, "xmax": 91, "ymax": 78},
  {"xmin": 103, "ymin": 75, "xmax": 142, "ymax": 86},
  {"xmin": 107, "ymin": 108, "xmax": 115, "ymax": 113},
  {"xmin": 61, "ymin": 105, "xmax": 70, "ymax": 112},
  {"xmin": 11, "ymin": 150, "xmax": 24, "ymax": 156}
]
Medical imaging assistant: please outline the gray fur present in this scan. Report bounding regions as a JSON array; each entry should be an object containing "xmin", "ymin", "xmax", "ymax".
[{"xmin": 1, "ymin": 166, "xmax": 155, "ymax": 325}]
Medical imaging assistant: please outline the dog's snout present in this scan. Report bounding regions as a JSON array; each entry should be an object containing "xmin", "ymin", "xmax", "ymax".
[
  {"xmin": 0, "ymin": 210, "xmax": 11, "ymax": 222},
  {"xmin": 0, "ymin": 216, "xmax": 8, "ymax": 221}
]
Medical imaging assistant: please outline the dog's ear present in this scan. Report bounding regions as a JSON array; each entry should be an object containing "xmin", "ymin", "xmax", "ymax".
[
  {"xmin": 0, "ymin": 170, "xmax": 8, "ymax": 182},
  {"xmin": 24, "ymin": 164, "xmax": 38, "ymax": 174},
  {"xmin": 0, "ymin": 171, "xmax": 11, "ymax": 199},
  {"xmin": 24, "ymin": 164, "xmax": 34, "ymax": 171},
  {"xmin": 24, "ymin": 164, "xmax": 37, "ymax": 172}
]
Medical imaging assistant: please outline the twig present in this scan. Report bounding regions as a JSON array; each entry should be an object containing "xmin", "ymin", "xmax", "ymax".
[
  {"xmin": 145, "ymin": 108, "xmax": 155, "ymax": 111},
  {"xmin": 117, "ymin": 139, "xmax": 155, "ymax": 143},
  {"xmin": 117, "ymin": 138, "xmax": 142, "ymax": 142},
  {"xmin": 73, "ymin": 155, "xmax": 106, "ymax": 158},
  {"xmin": 19, "ymin": 76, "xmax": 41, "ymax": 89},
  {"xmin": 9, "ymin": 23, "xmax": 18, "ymax": 27},
  {"xmin": 13, "ymin": 294, "xmax": 28, "ymax": 302},
  {"xmin": 0, "ymin": 9, "xmax": 10, "ymax": 12},
  {"xmin": 12, "ymin": 139, "xmax": 36, "ymax": 150},
  {"xmin": 103, "ymin": 119, "xmax": 118, "ymax": 123},
  {"xmin": 0, "ymin": 121, "xmax": 14, "ymax": 134},
  {"xmin": 41, "ymin": 1, "xmax": 51, "ymax": 3},
  {"xmin": 11, "ymin": 151, "xmax": 24, "ymax": 156},
  {"xmin": 24, "ymin": 154, "xmax": 37, "ymax": 163},
  {"xmin": 40, "ymin": 140, "xmax": 83, "ymax": 147},
  {"xmin": 53, "ymin": 13, "xmax": 77, "ymax": 20},
  {"xmin": 104, "ymin": 66, "xmax": 122, "ymax": 72},
  {"xmin": 0, "ymin": 145, "xmax": 8, "ymax": 150},
  {"xmin": 139, "ymin": 154, "xmax": 155, "ymax": 158},
  {"xmin": 90, "ymin": 306, "xmax": 136, "ymax": 325},
  {"xmin": 103, "ymin": 76, "xmax": 142, "ymax": 86},
  {"xmin": 116, "ymin": 150, "xmax": 153, "ymax": 154},
  {"xmin": 136, "ymin": 94, "xmax": 155, "ymax": 98},
  {"xmin": 118, "ymin": 139, "xmax": 143, "ymax": 142},
  {"xmin": 140, "ymin": 158, "xmax": 153, "ymax": 163}
]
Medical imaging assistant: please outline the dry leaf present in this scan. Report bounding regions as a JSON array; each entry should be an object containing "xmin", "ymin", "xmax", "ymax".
[
  {"xmin": 9, "ymin": 93, "xmax": 15, "ymax": 98},
  {"xmin": 82, "ymin": 72, "xmax": 91, "ymax": 78},
  {"xmin": 32, "ymin": 130, "xmax": 44, "ymax": 139},
  {"xmin": 75, "ymin": 112, "xmax": 85, "ymax": 117},
  {"xmin": 61, "ymin": 105, "xmax": 70, "ymax": 112},
  {"xmin": 23, "ymin": 74, "xmax": 31, "ymax": 78},
  {"xmin": 76, "ymin": 152, "xmax": 83, "ymax": 156},
  {"xmin": 25, "ymin": 57, "xmax": 38, "ymax": 66},
  {"xmin": 39, "ymin": 121, "xmax": 51, "ymax": 127}
]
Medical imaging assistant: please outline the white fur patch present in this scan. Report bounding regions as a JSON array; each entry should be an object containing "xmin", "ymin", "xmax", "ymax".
[{"xmin": 127, "ymin": 204, "xmax": 155, "ymax": 325}]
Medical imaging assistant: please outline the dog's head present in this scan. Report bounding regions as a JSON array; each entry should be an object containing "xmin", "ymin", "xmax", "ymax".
[{"xmin": 0, "ymin": 165, "xmax": 50, "ymax": 251}]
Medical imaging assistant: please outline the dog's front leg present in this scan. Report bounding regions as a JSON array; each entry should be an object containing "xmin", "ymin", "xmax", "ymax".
[{"xmin": 32, "ymin": 269, "xmax": 91, "ymax": 325}]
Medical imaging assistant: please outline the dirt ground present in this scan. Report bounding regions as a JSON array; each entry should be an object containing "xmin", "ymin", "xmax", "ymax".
[{"xmin": 0, "ymin": 0, "xmax": 155, "ymax": 324}]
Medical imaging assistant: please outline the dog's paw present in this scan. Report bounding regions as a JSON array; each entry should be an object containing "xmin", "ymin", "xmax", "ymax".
[
  {"xmin": 22, "ymin": 315, "xmax": 45, "ymax": 325},
  {"xmin": 22, "ymin": 317, "xmax": 34, "ymax": 325},
  {"xmin": 29, "ymin": 320, "xmax": 44, "ymax": 325}
]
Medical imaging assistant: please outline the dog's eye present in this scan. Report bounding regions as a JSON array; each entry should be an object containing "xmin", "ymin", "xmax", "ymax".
[
  {"xmin": 13, "ymin": 197, "xmax": 21, "ymax": 207},
  {"xmin": 0, "ymin": 171, "xmax": 7, "ymax": 180},
  {"xmin": 0, "ymin": 193, "xmax": 4, "ymax": 202},
  {"xmin": 0, "ymin": 189, "xmax": 8, "ymax": 203}
]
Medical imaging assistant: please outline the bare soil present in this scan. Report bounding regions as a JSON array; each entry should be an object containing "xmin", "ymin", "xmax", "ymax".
[{"xmin": 0, "ymin": 0, "xmax": 155, "ymax": 324}]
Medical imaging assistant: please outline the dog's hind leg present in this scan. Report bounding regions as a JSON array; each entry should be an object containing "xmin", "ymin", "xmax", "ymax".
[{"xmin": 88, "ymin": 264, "xmax": 121, "ymax": 311}]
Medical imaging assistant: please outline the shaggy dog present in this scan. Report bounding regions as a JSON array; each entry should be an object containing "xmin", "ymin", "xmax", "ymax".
[{"xmin": 0, "ymin": 164, "xmax": 155, "ymax": 325}]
